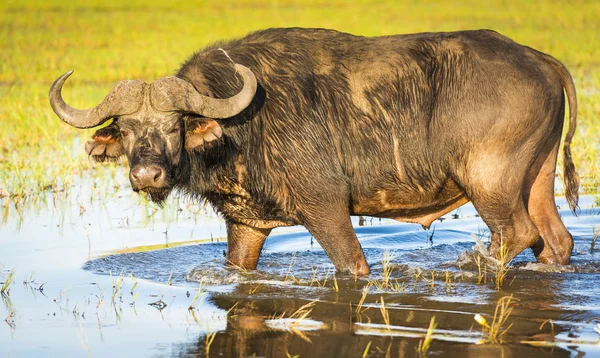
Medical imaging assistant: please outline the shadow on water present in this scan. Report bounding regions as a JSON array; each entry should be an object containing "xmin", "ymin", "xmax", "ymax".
[{"xmin": 80, "ymin": 196, "xmax": 600, "ymax": 357}]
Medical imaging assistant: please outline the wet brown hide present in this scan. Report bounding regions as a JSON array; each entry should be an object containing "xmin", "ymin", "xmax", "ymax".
[{"xmin": 50, "ymin": 28, "xmax": 580, "ymax": 275}]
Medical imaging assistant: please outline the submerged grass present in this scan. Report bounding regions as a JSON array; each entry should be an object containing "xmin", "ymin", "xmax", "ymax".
[
  {"xmin": 0, "ymin": 0, "xmax": 599, "ymax": 202},
  {"xmin": 368, "ymin": 250, "xmax": 407, "ymax": 292},
  {"xmin": 0, "ymin": 269, "xmax": 15, "ymax": 296}
]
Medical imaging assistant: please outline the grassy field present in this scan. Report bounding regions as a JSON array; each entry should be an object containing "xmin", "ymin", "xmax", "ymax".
[{"xmin": 1, "ymin": 0, "xmax": 599, "ymax": 199}]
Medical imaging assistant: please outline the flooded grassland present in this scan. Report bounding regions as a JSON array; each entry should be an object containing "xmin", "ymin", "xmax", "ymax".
[{"xmin": 1, "ymin": 169, "xmax": 599, "ymax": 357}]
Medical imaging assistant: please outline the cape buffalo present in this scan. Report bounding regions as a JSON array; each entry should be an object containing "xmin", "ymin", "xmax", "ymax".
[{"xmin": 49, "ymin": 28, "xmax": 579, "ymax": 275}]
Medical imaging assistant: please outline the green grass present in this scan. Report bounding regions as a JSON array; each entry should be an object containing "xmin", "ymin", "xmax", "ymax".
[{"xmin": 1, "ymin": 0, "xmax": 599, "ymax": 199}]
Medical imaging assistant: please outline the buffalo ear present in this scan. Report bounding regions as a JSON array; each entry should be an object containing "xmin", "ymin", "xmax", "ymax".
[
  {"xmin": 185, "ymin": 119, "xmax": 223, "ymax": 151},
  {"xmin": 85, "ymin": 124, "xmax": 124, "ymax": 162}
]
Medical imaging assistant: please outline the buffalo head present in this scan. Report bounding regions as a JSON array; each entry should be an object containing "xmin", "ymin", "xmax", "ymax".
[{"xmin": 49, "ymin": 64, "xmax": 257, "ymax": 203}]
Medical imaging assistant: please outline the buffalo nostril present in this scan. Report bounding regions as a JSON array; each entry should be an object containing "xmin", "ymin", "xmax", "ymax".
[
  {"xmin": 151, "ymin": 168, "xmax": 163, "ymax": 183},
  {"xmin": 130, "ymin": 167, "xmax": 142, "ymax": 183}
]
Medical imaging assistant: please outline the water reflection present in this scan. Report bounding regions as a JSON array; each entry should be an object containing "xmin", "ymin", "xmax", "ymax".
[
  {"xmin": 79, "ymin": 197, "xmax": 600, "ymax": 357},
  {"xmin": 177, "ymin": 291, "xmax": 576, "ymax": 357}
]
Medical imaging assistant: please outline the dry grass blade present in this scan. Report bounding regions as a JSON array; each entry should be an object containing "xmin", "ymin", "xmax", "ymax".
[
  {"xmin": 590, "ymin": 226, "xmax": 600, "ymax": 253},
  {"xmin": 264, "ymin": 300, "xmax": 320, "ymax": 343},
  {"xmin": 96, "ymin": 284, "xmax": 104, "ymax": 310},
  {"xmin": 204, "ymin": 331, "xmax": 217, "ymax": 357},
  {"xmin": 224, "ymin": 259, "xmax": 250, "ymax": 275},
  {"xmin": 381, "ymin": 250, "xmax": 393, "ymax": 290},
  {"xmin": 224, "ymin": 302, "xmax": 240, "ymax": 321},
  {"xmin": 444, "ymin": 270, "xmax": 456, "ymax": 293},
  {"xmin": 284, "ymin": 252, "xmax": 297, "ymax": 283},
  {"xmin": 362, "ymin": 341, "xmax": 372, "ymax": 358},
  {"xmin": 379, "ymin": 297, "xmax": 391, "ymax": 334},
  {"xmin": 129, "ymin": 273, "xmax": 138, "ymax": 295},
  {"xmin": 474, "ymin": 253, "xmax": 484, "ymax": 285},
  {"xmin": 418, "ymin": 315, "xmax": 437, "ymax": 356},
  {"xmin": 4, "ymin": 307, "xmax": 16, "ymax": 329},
  {"xmin": 474, "ymin": 295, "xmax": 519, "ymax": 344},
  {"xmin": 426, "ymin": 270, "xmax": 435, "ymax": 289},
  {"xmin": 413, "ymin": 269, "xmax": 422, "ymax": 290},
  {"xmin": 494, "ymin": 236, "xmax": 511, "ymax": 290},
  {"xmin": 0, "ymin": 269, "xmax": 15, "ymax": 296},
  {"xmin": 355, "ymin": 284, "xmax": 370, "ymax": 314},
  {"xmin": 289, "ymin": 300, "xmax": 317, "ymax": 321},
  {"xmin": 23, "ymin": 271, "xmax": 35, "ymax": 286},
  {"xmin": 4, "ymin": 307, "xmax": 16, "ymax": 321},
  {"xmin": 110, "ymin": 272, "xmax": 124, "ymax": 305},
  {"xmin": 539, "ymin": 318, "xmax": 555, "ymax": 337},
  {"xmin": 189, "ymin": 281, "xmax": 206, "ymax": 310},
  {"xmin": 249, "ymin": 283, "xmax": 262, "ymax": 295},
  {"xmin": 290, "ymin": 326, "xmax": 312, "ymax": 343}
]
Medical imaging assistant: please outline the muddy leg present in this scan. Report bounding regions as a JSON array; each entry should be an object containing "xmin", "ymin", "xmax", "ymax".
[
  {"xmin": 302, "ymin": 204, "xmax": 370, "ymax": 275},
  {"xmin": 524, "ymin": 135, "xmax": 573, "ymax": 264},
  {"xmin": 225, "ymin": 221, "xmax": 271, "ymax": 270}
]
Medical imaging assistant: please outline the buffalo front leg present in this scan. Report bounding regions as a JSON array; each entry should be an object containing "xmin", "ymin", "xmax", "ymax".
[
  {"xmin": 225, "ymin": 221, "xmax": 271, "ymax": 270},
  {"xmin": 302, "ymin": 204, "xmax": 370, "ymax": 276}
]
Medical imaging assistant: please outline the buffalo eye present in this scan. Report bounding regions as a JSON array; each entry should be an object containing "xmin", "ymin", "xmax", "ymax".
[
  {"xmin": 120, "ymin": 129, "xmax": 131, "ymax": 138},
  {"xmin": 169, "ymin": 124, "xmax": 180, "ymax": 135}
]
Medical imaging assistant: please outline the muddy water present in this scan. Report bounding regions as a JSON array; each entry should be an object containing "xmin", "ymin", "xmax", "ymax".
[{"xmin": 1, "ymin": 173, "xmax": 599, "ymax": 357}]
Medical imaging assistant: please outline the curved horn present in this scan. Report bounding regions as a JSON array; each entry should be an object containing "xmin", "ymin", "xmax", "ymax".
[
  {"xmin": 49, "ymin": 70, "xmax": 146, "ymax": 129},
  {"xmin": 150, "ymin": 64, "xmax": 257, "ymax": 119}
]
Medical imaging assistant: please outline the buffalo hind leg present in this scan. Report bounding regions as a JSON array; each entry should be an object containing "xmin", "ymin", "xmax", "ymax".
[
  {"xmin": 524, "ymin": 134, "xmax": 573, "ymax": 264},
  {"xmin": 482, "ymin": 201, "xmax": 540, "ymax": 263},
  {"xmin": 461, "ymin": 159, "xmax": 540, "ymax": 263},
  {"xmin": 302, "ymin": 203, "xmax": 370, "ymax": 276},
  {"xmin": 225, "ymin": 221, "xmax": 271, "ymax": 270}
]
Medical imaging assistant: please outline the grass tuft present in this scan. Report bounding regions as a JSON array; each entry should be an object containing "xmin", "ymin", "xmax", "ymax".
[{"xmin": 474, "ymin": 295, "xmax": 519, "ymax": 344}]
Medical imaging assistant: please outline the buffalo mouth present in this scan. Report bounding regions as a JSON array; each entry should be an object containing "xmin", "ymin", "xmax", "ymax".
[{"xmin": 137, "ymin": 186, "xmax": 172, "ymax": 204}]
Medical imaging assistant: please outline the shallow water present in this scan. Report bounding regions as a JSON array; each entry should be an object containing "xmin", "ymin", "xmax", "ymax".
[{"xmin": 1, "ymin": 175, "xmax": 599, "ymax": 357}]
